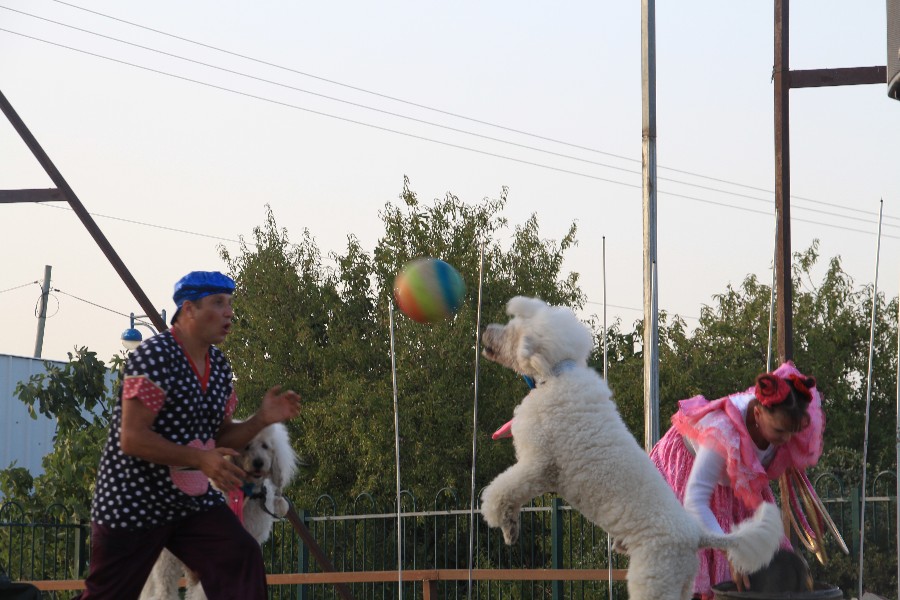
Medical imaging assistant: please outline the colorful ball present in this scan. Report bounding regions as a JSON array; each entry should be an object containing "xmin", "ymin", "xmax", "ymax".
[{"xmin": 393, "ymin": 258, "xmax": 466, "ymax": 324}]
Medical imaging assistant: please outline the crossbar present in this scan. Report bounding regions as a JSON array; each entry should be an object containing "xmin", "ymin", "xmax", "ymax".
[{"xmin": 25, "ymin": 569, "xmax": 629, "ymax": 591}]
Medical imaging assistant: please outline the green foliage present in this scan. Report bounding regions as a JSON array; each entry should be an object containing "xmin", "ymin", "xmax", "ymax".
[
  {"xmin": 220, "ymin": 180, "xmax": 582, "ymax": 507},
  {"xmin": 602, "ymin": 240, "xmax": 899, "ymax": 478},
  {"xmin": 0, "ymin": 348, "xmax": 121, "ymax": 520},
  {"xmin": 2, "ymin": 180, "xmax": 898, "ymax": 591}
]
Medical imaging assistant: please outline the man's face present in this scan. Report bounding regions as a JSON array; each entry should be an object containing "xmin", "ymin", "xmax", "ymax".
[{"xmin": 189, "ymin": 293, "xmax": 234, "ymax": 344}]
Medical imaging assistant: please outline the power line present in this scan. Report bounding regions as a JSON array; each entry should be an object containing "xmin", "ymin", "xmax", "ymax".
[
  {"xmin": 1, "ymin": 6, "xmax": 770, "ymax": 207},
  {"xmin": 0, "ymin": 30, "xmax": 895, "ymax": 238},
  {"xmin": 51, "ymin": 287, "xmax": 150, "ymax": 325},
  {"xmin": 3, "ymin": 25, "xmax": 895, "ymax": 241},
  {"xmin": 6, "ymin": 3, "xmax": 898, "ymax": 225},
  {"xmin": 0, "ymin": 280, "xmax": 39, "ymax": 294},
  {"xmin": 33, "ymin": 201, "xmax": 244, "ymax": 244}
]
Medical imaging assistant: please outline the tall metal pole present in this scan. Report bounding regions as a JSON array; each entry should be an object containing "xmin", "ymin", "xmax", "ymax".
[
  {"xmin": 895, "ymin": 275, "xmax": 900, "ymax": 600},
  {"xmin": 641, "ymin": 0, "xmax": 660, "ymax": 451},
  {"xmin": 467, "ymin": 241, "xmax": 486, "ymax": 600},
  {"xmin": 33, "ymin": 265, "xmax": 51, "ymax": 358},
  {"xmin": 858, "ymin": 200, "xmax": 884, "ymax": 600},
  {"xmin": 603, "ymin": 237, "xmax": 614, "ymax": 600},
  {"xmin": 388, "ymin": 301, "xmax": 403, "ymax": 600},
  {"xmin": 773, "ymin": 0, "xmax": 793, "ymax": 363}
]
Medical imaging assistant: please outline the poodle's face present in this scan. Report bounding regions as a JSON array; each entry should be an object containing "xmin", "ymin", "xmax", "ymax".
[
  {"xmin": 237, "ymin": 433, "xmax": 277, "ymax": 483},
  {"xmin": 233, "ymin": 422, "xmax": 297, "ymax": 491},
  {"xmin": 482, "ymin": 296, "xmax": 593, "ymax": 379},
  {"xmin": 482, "ymin": 320, "xmax": 528, "ymax": 373}
]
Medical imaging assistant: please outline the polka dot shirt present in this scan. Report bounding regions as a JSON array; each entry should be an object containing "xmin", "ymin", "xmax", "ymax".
[{"xmin": 91, "ymin": 330, "xmax": 238, "ymax": 530}]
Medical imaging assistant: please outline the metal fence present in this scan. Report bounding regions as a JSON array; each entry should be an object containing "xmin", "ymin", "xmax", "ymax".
[{"xmin": 1, "ymin": 473, "xmax": 896, "ymax": 600}]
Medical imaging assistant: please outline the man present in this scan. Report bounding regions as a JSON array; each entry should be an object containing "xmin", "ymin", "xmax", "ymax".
[{"xmin": 75, "ymin": 271, "xmax": 301, "ymax": 599}]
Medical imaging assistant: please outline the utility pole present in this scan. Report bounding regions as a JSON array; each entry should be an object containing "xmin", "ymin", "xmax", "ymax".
[
  {"xmin": 772, "ymin": 1, "xmax": 886, "ymax": 363},
  {"xmin": 34, "ymin": 264, "xmax": 51, "ymax": 358},
  {"xmin": 641, "ymin": 0, "xmax": 660, "ymax": 451},
  {"xmin": 773, "ymin": 0, "xmax": 793, "ymax": 363}
]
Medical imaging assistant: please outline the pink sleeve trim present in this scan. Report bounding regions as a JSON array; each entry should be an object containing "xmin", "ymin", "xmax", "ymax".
[
  {"xmin": 122, "ymin": 375, "xmax": 166, "ymax": 414},
  {"xmin": 225, "ymin": 389, "xmax": 238, "ymax": 419}
]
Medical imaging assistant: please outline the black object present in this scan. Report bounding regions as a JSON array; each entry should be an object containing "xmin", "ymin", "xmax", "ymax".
[
  {"xmin": 0, "ymin": 582, "xmax": 41, "ymax": 600},
  {"xmin": 0, "ymin": 563, "xmax": 41, "ymax": 600},
  {"xmin": 749, "ymin": 549, "xmax": 812, "ymax": 594},
  {"xmin": 712, "ymin": 581, "xmax": 842, "ymax": 600},
  {"xmin": 889, "ymin": 0, "xmax": 900, "ymax": 99}
]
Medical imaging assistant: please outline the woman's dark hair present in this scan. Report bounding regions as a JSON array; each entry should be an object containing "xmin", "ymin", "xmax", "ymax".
[{"xmin": 759, "ymin": 377, "xmax": 813, "ymax": 432}]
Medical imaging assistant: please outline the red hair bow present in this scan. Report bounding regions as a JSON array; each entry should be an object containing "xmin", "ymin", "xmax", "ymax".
[
  {"xmin": 755, "ymin": 374, "xmax": 790, "ymax": 407},
  {"xmin": 787, "ymin": 374, "xmax": 816, "ymax": 403}
]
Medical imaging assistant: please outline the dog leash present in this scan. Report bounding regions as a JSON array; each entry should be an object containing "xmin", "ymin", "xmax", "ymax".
[{"xmin": 243, "ymin": 482, "xmax": 284, "ymax": 520}]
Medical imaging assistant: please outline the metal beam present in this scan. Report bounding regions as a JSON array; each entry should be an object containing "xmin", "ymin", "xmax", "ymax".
[
  {"xmin": 790, "ymin": 66, "xmax": 887, "ymax": 89},
  {"xmin": 0, "ymin": 189, "xmax": 66, "ymax": 203},
  {"xmin": 0, "ymin": 89, "xmax": 167, "ymax": 333}
]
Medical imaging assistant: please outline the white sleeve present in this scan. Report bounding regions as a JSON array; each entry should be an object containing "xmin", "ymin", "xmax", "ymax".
[{"xmin": 683, "ymin": 445, "xmax": 727, "ymax": 535}]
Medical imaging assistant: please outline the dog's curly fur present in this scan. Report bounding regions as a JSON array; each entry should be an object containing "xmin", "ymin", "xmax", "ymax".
[
  {"xmin": 480, "ymin": 296, "xmax": 783, "ymax": 600},
  {"xmin": 139, "ymin": 422, "xmax": 298, "ymax": 600}
]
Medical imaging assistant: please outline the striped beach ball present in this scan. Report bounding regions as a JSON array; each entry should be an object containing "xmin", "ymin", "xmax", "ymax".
[{"xmin": 393, "ymin": 258, "xmax": 466, "ymax": 324}]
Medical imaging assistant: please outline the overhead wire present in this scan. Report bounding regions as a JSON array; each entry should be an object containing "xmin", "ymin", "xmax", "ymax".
[
  {"xmin": 38, "ymin": 0, "xmax": 900, "ymax": 225},
  {"xmin": 32, "ymin": 201, "xmax": 245, "ymax": 245},
  {"xmin": 1, "ymin": 4, "xmax": 897, "ymax": 229},
  {"xmin": 1, "ymin": 25, "xmax": 896, "ymax": 242},
  {"xmin": 0, "ymin": 280, "xmax": 40, "ymax": 294}
]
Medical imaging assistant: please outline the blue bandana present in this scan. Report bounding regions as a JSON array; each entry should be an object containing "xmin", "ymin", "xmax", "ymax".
[{"xmin": 171, "ymin": 271, "xmax": 235, "ymax": 323}]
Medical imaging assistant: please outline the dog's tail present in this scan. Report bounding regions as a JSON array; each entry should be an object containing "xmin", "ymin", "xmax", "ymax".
[{"xmin": 697, "ymin": 502, "xmax": 783, "ymax": 574}]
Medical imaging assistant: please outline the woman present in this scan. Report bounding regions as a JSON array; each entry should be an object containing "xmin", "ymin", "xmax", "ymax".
[{"xmin": 650, "ymin": 361, "xmax": 824, "ymax": 600}]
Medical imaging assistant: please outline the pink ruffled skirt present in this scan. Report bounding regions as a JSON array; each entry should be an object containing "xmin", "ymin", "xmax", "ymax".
[{"xmin": 650, "ymin": 426, "xmax": 773, "ymax": 599}]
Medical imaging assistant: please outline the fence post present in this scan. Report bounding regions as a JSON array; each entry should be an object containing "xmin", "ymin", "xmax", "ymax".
[
  {"xmin": 551, "ymin": 498, "xmax": 563, "ymax": 600},
  {"xmin": 850, "ymin": 484, "xmax": 861, "ymax": 559},
  {"xmin": 74, "ymin": 520, "xmax": 89, "ymax": 578},
  {"xmin": 297, "ymin": 509, "xmax": 309, "ymax": 600}
]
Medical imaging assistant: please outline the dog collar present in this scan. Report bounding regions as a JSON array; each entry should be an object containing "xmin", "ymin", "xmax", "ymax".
[
  {"xmin": 241, "ymin": 482, "xmax": 258, "ymax": 498},
  {"xmin": 535, "ymin": 359, "xmax": 577, "ymax": 387}
]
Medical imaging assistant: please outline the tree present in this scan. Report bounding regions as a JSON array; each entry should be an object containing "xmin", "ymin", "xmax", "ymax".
[
  {"xmin": 600, "ymin": 240, "xmax": 899, "ymax": 480},
  {"xmin": 0, "ymin": 348, "xmax": 121, "ymax": 520},
  {"xmin": 219, "ymin": 179, "xmax": 583, "ymax": 508}
]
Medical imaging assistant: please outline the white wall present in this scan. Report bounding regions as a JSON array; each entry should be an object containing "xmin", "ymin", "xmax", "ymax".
[{"xmin": 0, "ymin": 353, "xmax": 64, "ymax": 477}]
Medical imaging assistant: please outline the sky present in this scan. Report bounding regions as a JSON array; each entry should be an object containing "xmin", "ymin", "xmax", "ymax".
[{"xmin": 0, "ymin": 1, "xmax": 898, "ymax": 364}]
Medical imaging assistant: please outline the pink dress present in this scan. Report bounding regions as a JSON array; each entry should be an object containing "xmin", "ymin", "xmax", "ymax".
[{"xmin": 649, "ymin": 362, "xmax": 824, "ymax": 599}]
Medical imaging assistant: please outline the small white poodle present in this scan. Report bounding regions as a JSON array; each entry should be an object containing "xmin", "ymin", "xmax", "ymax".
[
  {"xmin": 480, "ymin": 296, "xmax": 783, "ymax": 600},
  {"xmin": 140, "ymin": 422, "xmax": 298, "ymax": 600}
]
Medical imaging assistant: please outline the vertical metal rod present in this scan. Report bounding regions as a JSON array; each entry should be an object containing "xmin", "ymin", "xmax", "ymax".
[
  {"xmin": 33, "ymin": 264, "xmax": 51, "ymax": 358},
  {"xmin": 388, "ymin": 300, "xmax": 402, "ymax": 600},
  {"xmin": 467, "ymin": 241, "xmax": 486, "ymax": 600},
  {"xmin": 858, "ymin": 199, "xmax": 883, "ymax": 600},
  {"xmin": 896, "ymin": 274, "xmax": 900, "ymax": 600},
  {"xmin": 773, "ymin": 0, "xmax": 793, "ymax": 363},
  {"xmin": 0, "ymin": 89, "xmax": 165, "ymax": 333},
  {"xmin": 767, "ymin": 210, "xmax": 778, "ymax": 372},
  {"xmin": 603, "ymin": 237, "xmax": 613, "ymax": 600},
  {"xmin": 641, "ymin": 0, "xmax": 660, "ymax": 452},
  {"xmin": 603, "ymin": 237, "xmax": 609, "ymax": 381}
]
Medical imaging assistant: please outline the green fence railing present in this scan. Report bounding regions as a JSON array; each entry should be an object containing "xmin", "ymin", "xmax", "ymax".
[{"xmin": 1, "ymin": 472, "xmax": 897, "ymax": 600}]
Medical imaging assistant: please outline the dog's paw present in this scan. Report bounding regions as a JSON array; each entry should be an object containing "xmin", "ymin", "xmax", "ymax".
[
  {"xmin": 502, "ymin": 520, "xmax": 520, "ymax": 545},
  {"xmin": 273, "ymin": 496, "xmax": 289, "ymax": 517},
  {"xmin": 480, "ymin": 488, "xmax": 503, "ymax": 527}
]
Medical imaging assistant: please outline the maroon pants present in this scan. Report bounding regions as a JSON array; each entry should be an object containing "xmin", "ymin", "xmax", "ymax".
[{"xmin": 74, "ymin": 504, "xmax": 267, "ymax": 600}]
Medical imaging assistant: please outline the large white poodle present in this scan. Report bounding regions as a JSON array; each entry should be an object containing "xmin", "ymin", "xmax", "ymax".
[
  {"xmin": 480, "ymin": 296, "xmax": 783, "ymax": 600},
  {"xmin": 140, "ymin": 422, "xmax": 298, "ymax": 600}
]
